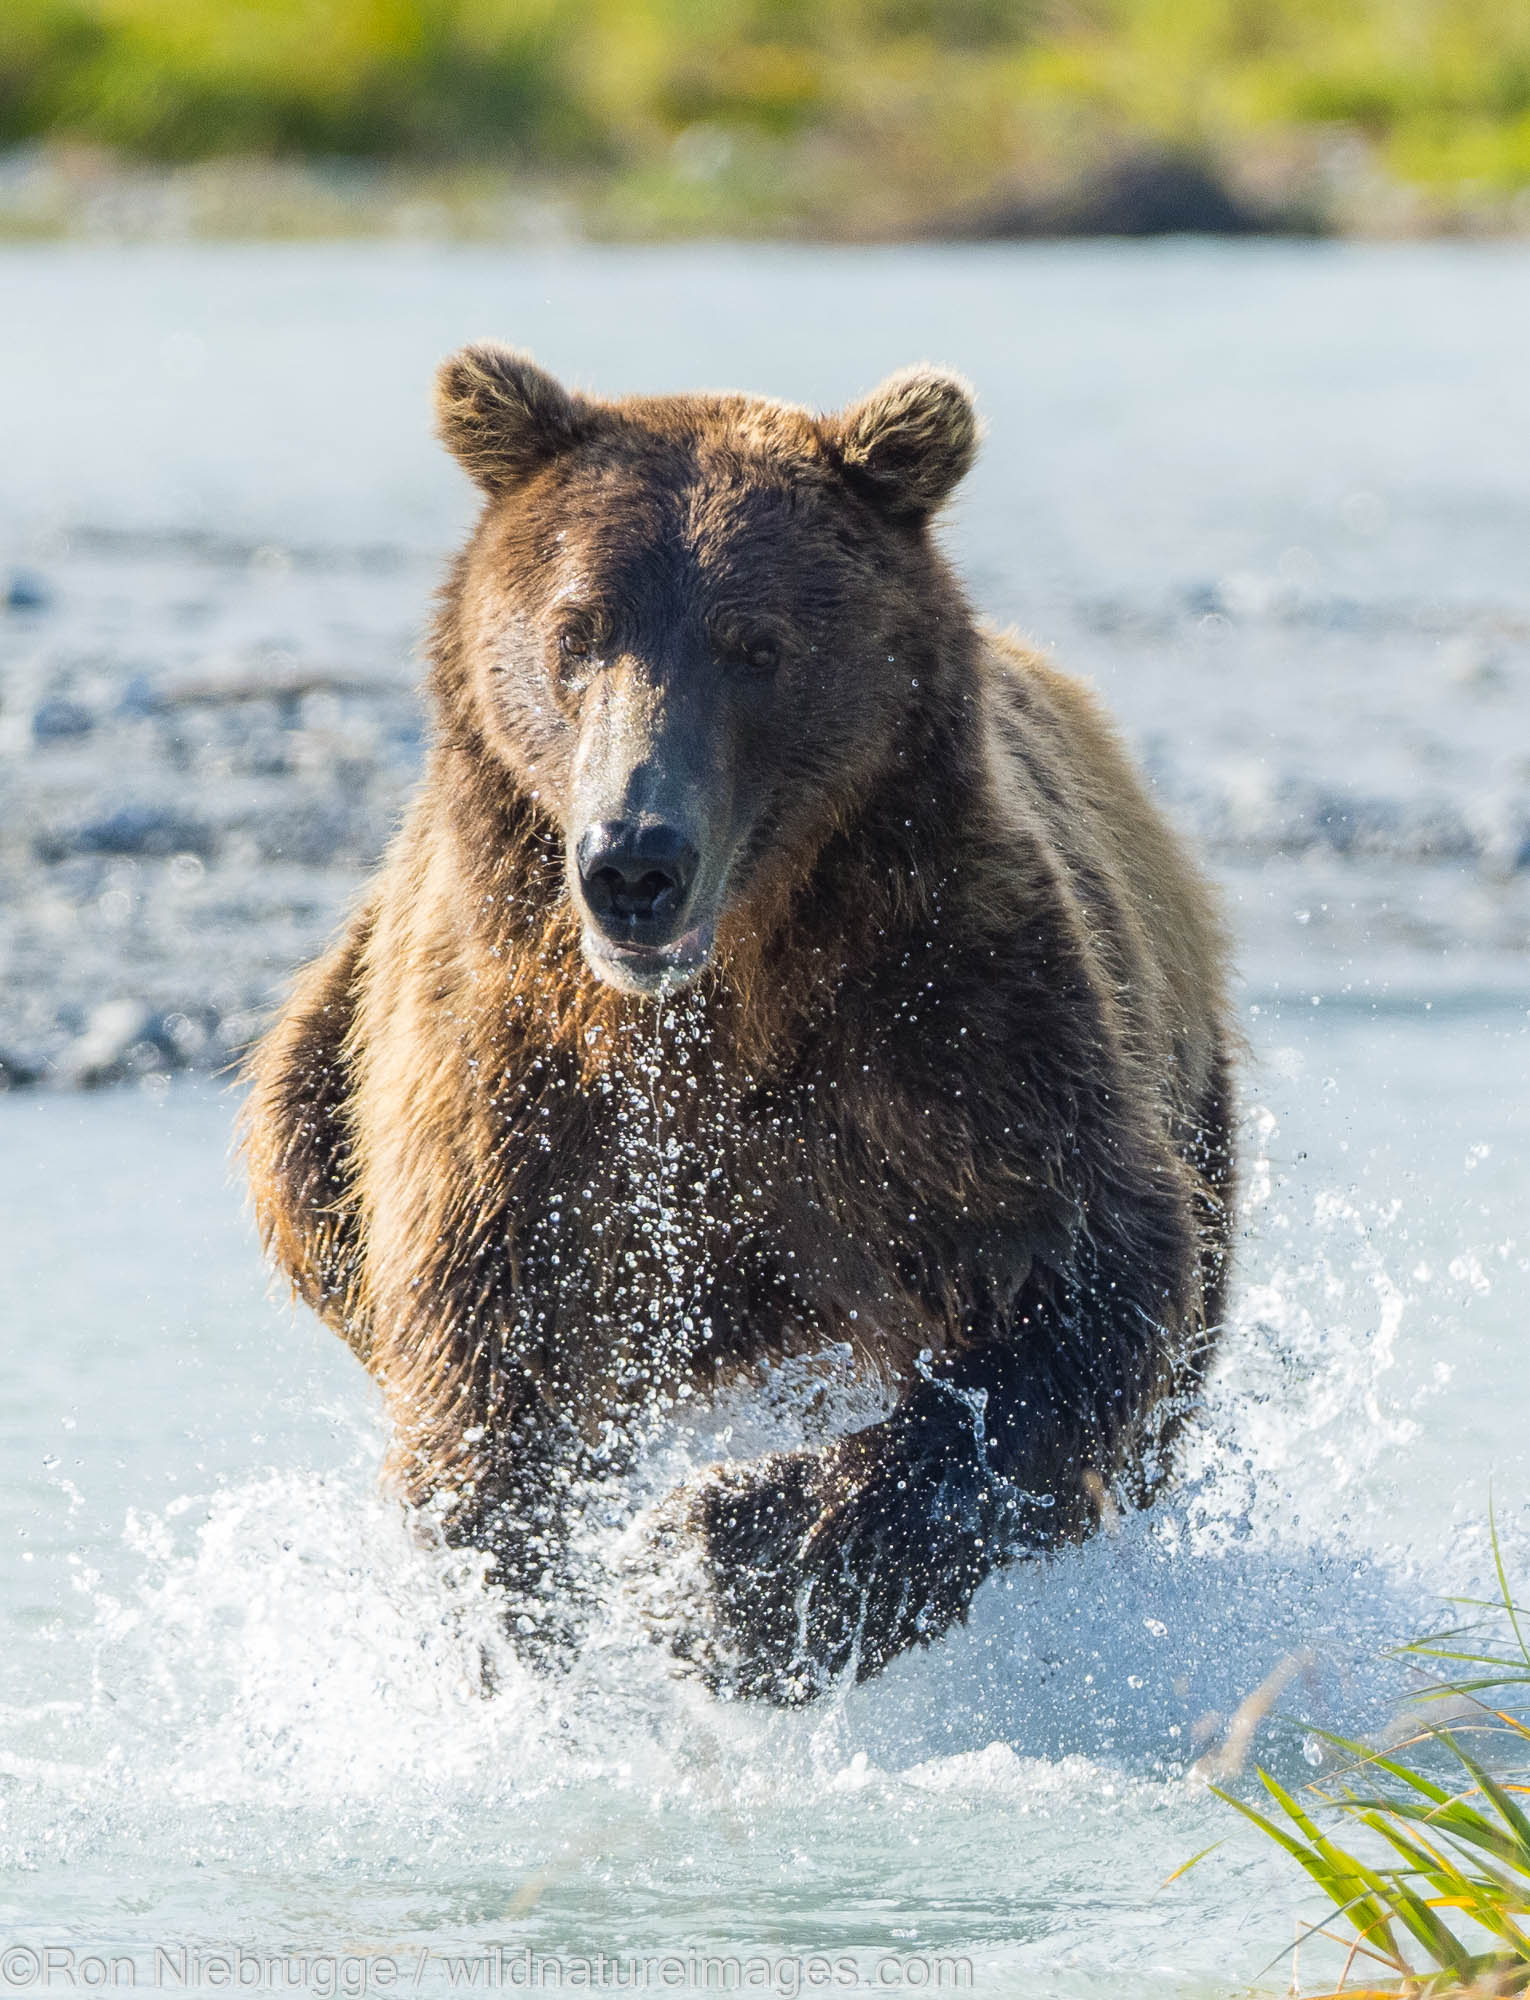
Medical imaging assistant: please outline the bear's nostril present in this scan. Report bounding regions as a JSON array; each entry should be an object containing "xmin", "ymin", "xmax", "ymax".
[
  {"xmin": 591, "ymin": 864, "xmax": 675, "ymax": 920},
  {"xmin": 577, "ymin": 822, "xmax": 699, "ymax": 937}
]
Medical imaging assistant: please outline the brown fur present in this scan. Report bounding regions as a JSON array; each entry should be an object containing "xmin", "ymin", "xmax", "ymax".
[{"xmin": 243, "ymin": 349, "xmax": 1236, "ymax": 1702}]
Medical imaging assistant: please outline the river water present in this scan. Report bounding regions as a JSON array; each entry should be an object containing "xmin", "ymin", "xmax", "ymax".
[{"xmin": 1, "ymin": 241, "xmax": 1528, "ymax": 1996}]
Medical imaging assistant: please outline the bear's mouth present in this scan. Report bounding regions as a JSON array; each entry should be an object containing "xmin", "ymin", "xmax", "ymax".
[{"xmin": 581, "ymin": 919, "xmax": 716, "ymax": 997}]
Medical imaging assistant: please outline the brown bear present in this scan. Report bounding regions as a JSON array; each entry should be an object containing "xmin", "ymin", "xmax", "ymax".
[{"xmin": 243, "ymin": 343, "xmax": 1236, "ymax": 1704}]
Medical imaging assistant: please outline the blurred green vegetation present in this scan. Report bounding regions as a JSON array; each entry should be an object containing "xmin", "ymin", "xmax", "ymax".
[{"xmin": 4, "ymin": 0, "xmax": 1530, "ymax": 230}]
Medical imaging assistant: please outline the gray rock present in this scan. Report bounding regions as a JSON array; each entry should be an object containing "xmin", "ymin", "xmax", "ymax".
[
  {"xmin": 5, "ymin": 570, "xmax": 50, "ymax": 613},
  {"xmin": 31, "ymin": 696, "xmax": 94, "ymax": 742},
  {"xmin": 117, "ymin": 674, "xmax": 161, "ymax": 718},
  {"xmin": 36, "ymin": 804, "xmax": 219, "ymax": 862},
  {"xmin": 0, "ymin": 1047, "xmax": 45, "ymax": 1090}
]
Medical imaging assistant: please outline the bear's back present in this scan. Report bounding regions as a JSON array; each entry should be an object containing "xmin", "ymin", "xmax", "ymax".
[{"xmin": 975, "ymin": 626, "xmax": 1232, "ymax": 1129}]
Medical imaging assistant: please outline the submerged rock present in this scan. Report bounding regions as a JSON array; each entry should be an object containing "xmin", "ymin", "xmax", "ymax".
[
  {"xmin": 5, "ymin": 569, "xmax": 50, "ymax": 613},
  {"xmin": 0, "ymin": 1046, "xmax": 45, "ymax": 1090},
  {"xmin": 31, "ymin": 696, "xmax": 94, "ymax": 742},
  {"xmin": 36, "ymin": 804, "xmax": 219, "ymax": 862}
]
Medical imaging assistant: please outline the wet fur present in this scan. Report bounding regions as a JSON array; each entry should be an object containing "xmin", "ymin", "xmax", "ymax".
[{"xmin": 243, "ymin": 364, "xmax": 1235, "ymax": 1702}]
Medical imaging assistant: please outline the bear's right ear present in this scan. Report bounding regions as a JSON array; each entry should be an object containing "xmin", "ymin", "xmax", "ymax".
[
  {"xmin": 434, "ymin": 343, "xmax": 596, "ymax": 493},
  {"xmin": 826, "ymin": 366, "xmax": 979, "ymax": 521}
]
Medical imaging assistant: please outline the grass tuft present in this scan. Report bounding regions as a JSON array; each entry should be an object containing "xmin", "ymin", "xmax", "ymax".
[{"xmin": 1215, "ymin": 1515, "xmax": 1530, "ymax": 1998}]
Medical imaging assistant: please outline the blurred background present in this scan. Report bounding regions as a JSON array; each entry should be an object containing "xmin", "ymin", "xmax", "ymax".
[{"xmin": 4, "ymin": 0, "xmax": 1530, "ymax": 239}]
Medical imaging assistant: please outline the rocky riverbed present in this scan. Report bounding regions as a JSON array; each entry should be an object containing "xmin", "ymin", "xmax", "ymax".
[{"xmin": 0, "ymin": 533, "xmax": 425, "ymax": 1087}]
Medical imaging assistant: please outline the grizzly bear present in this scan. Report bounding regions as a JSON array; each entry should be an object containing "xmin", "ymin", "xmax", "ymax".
[{"xmin": 243, "ymin": 343, "xmax": 1236, "ymax": 1704}]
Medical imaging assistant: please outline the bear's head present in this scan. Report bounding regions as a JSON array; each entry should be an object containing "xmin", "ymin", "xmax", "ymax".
[{"xmin": 434, "ymin": 344, "xmax": 979, "ymax": 997}]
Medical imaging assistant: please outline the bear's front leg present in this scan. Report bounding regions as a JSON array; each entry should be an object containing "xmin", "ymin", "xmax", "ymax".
[
  {"xmin": 648, "ymin": 1346, "xmax": 1093, "ymax": 1704},
  {"xmin": 412, "ymin": 1391, "xmax": 627, "ymax": 1670}
]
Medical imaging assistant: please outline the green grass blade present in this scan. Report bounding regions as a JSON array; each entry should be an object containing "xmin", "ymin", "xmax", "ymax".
[
  {"xmin": 1353, "ymin": 1814, "xmax": 1497, "ymax": 1967},
  {"xmin": 1303, "ymin": 1726, "xmax": 1455, "ymax": 1805},
  {"xmin": 1489, "ymin": 1500, "xmax": 1530, "ymax": 1672},
  {"xmin": 1256, "ymin": 1772, "xmax": 1413, "ymax": 1955},
  {"xmin": 1445, "ymin": 1736, "xmax": 1530, "ymax": 1856},
  {"xmin": 1342, "ymin": 1789, "xmax": 1526, "ymax": 1871},
  {"xmin": 1214, "ymin": 1783, "xmax": 1390, "ymax": 1942},
  {"xmin": 1354, "ymin": 1819, "xmax": 1481, "ymax": 1966},
  {"xmin": 1159, "ymin": 1840, "xmax": 1223, "ymax": 1888}
]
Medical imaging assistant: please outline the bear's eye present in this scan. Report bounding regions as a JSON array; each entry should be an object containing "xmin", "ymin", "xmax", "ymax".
[
  {"xmin": 556, "ymin": 610, "xmax": 607, "ymax": 667},
  {"xmin": 717, "ymin": 624, "xmax": 781, "ymax": 674}
]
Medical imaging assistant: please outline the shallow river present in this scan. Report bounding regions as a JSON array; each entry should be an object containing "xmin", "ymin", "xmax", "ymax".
[{"xmin": 1, "ymin": 241, "xmax": 1529, "ymax": 1996}]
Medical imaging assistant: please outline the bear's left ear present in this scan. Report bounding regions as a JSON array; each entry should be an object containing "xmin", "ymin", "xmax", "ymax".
[
  {"xmin": 434, "ymin": 342, "xmax": 598, "ymax": 493},
  {"xmin": 827, "ymin": 366, "xmax": 979, "ymax": 520}
]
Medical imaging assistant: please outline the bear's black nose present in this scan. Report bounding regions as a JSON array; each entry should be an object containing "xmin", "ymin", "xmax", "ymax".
[{"xmin": 577, "ymin": 821, "xmax": 699, "ymax": 939}]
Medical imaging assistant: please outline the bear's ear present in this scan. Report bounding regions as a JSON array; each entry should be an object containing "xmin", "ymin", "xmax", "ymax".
[
  {"xmin": 827, "ymin": 366, "xmax": 979, "ymax": 520},
  {"xmin": 434, "ymin": 342, "xmax": 597, "ymax": 492}
]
